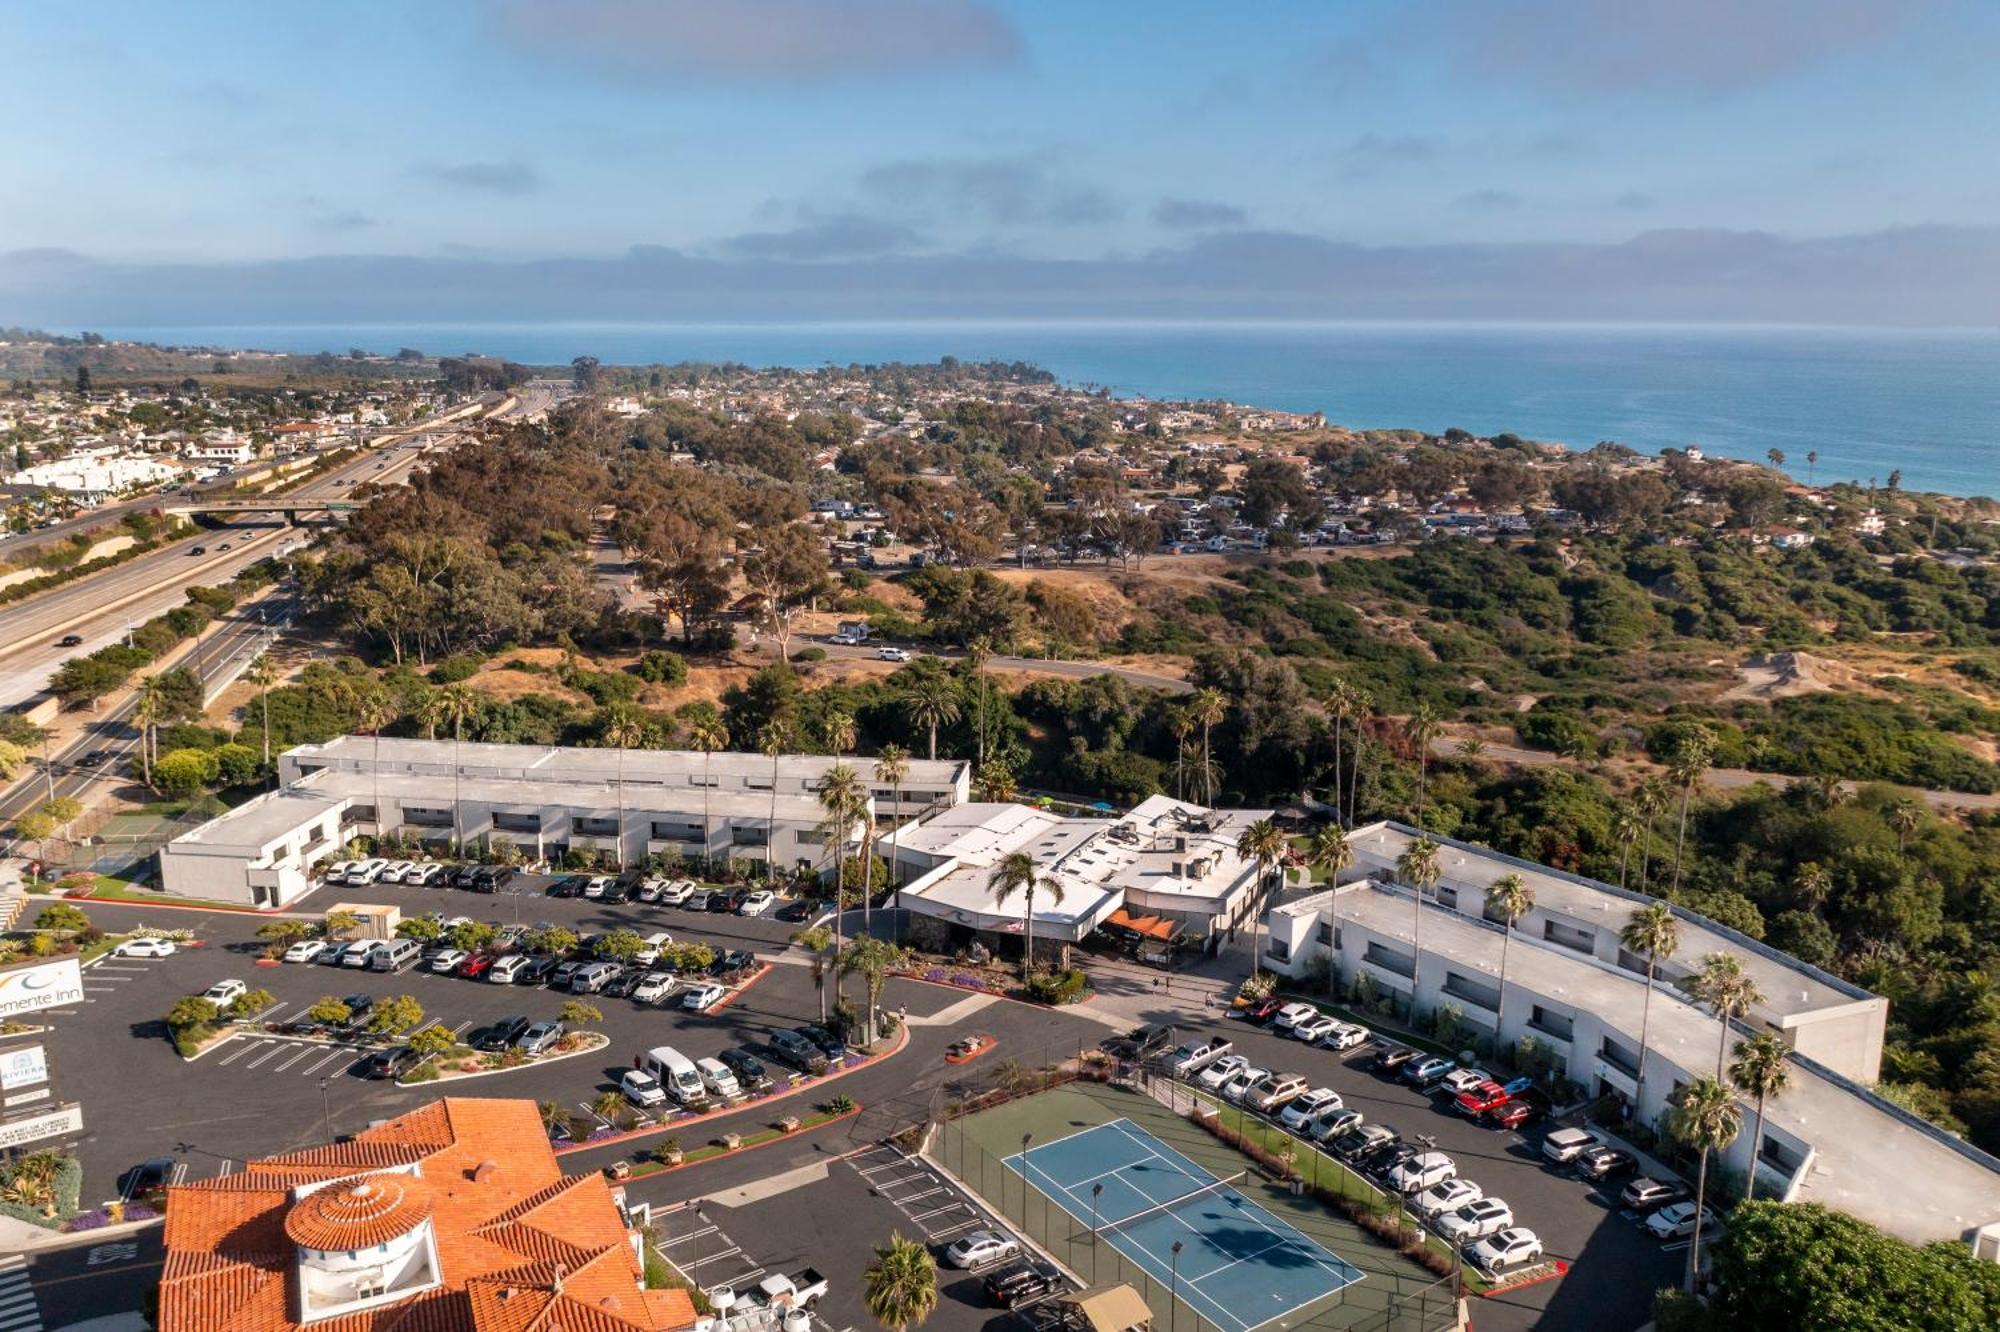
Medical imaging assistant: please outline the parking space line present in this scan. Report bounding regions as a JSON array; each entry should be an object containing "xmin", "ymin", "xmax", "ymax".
[
  {"xmin": 274, "ymin": 1047, "xmax": 316, "ymax": 1072},
  {"xmin": 300, "ymin": 1049, "xmax": 350, "ymax": 1076},
  {"xmin": 245, "ymin": 1043, "xmax": 289, "ymax": 1069},
  {"xmin": 217, "ymin": 1040, "xmax": 267, "ymax": 1067}
]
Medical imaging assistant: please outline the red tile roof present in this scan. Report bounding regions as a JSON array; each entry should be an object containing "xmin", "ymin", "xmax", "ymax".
[{"xmin": 158, "ymin": 1097, "xmax": 694, "ymax": 1332}]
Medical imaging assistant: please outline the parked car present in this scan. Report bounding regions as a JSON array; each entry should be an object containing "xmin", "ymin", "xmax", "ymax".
[
  {"xmin": 620, "ymin": 1069, "xmax": 667, "ymax": 1108},
  {"xmin": 1103, "ymin": 1023, "xmax": 1174, "ymax": 1063},
  {"xmin": 945, "ymin": 1231, "xmax": 1021, "ymax": 1270},
  {"xmin": 718, "ymin": 1046, "xmax": 774, "ymax": 1094},
  {"xmin": 684, "ymin": 890, "xmax": 713, "ymax": 911},
  {"xmin": 582, "ymin": 876, "xmax": 616, "ymax": 899},
  {"xmin": 1455, "ymin": 1076, "xmax": 1533, "ymax": 1117},
  {"xmin": 430, "ymin": 948, "xmax": 469, "ymax": 974},
  {"xmin": 488, "ymin": 954, "xmax": 532, "ymax": 984},
  {"xmin": 681, "ymin": 981, "xmax": 727, "ymax": 1012},
  {"xmin": 1270, "ymin": 1002, "xmax": 1318, "ymax": 1032},
  {"xmin": 603, "ymin": 967, "xmax": 645, "ymax": 999},
  {"xmin": 112, "ymin": 937, "xmax": 176, "ymax": 959},
  {"xmin": 876, "ymin": 646, "xmax": 912, "ymax": 662},
  {"xmin": 1485, "ymin": 1090, "xmax": 1552, "ymax": 1131},
  {"xmin": 1437, "ymin": 1197, "xmax": 1514, "ymax": 1244},
  {"xmin": 712, "ymin": 948, "xmax": 755, "ymax": 976},
  {"xmin": 1166, "ymin": 1037, "xmax": 1234, "ymax": 1078},
  {"xmin": 517, "ymin": 954, "xmax": 561, "ymax": 985},
  {"xmin": 1307, "ymin": 1107, "xmax": 1365, "ymax": 1144},
  {"xmin": 1333, "ymin": 1123, "xmax": 1399, "ymax": 1163},
  {"xmin": 1195, "ymin": 1054, "xmax": 1251, "ymax": 1091},
  {"xmin": 1371, "ymin": 1044, "xmax": 1421, "ymax": 1075},
  {"xmin": 340, "ymin": 994, "xmax": 375, "ymax": 1026},
  {"xmin": 710, "ymin": 888, "xmax": 749, "ymax": 913},
  {"xmin": 361, "ymin": 1046, "xmax": 422, "ymax": 1080},
  {"xmin": 549, "ymin": 961, "xmax": 584, "ymax": 990},
  {"xmin": 1240, "ymin": 997, "xmax": 1285, "ymax": 1024},
  {"xmin": 1289, "ymin": 1014, "xmax": 1340, "ymax": 1044},
  {"xmin": 1575, "ymin": 1145, "xmax": 1638, "ymax": 1181},
  {"xmin": 799, "ymin": 1025, "xmax": 847, "ymax": 1060},
  {"xmin": 769, "ymin": 1029, "xmax": 824, "ymax": 1071},
  {"xmin": 1388, "ymin": 1152, "xmax": 1458, "ymax": 1194},
  {"xmin": 1467, "ymin": 1227, "xmax": 1543, "ymax": 1275},
  {"xmin": 1246, "ymin": 1072, "xmax": 1309, "ymax": 1113},
  {"xmin": 1621, "ymin": 1177, "xmax": 1692, "ymax": 1213},
  {"xmin": 739, "ymin": 890, "xmax": 775, "ymax": 916},
  {"xmin": 1403, "ymin": 1055, "xmax": 1456, "ymax": 1088},
  {"xmin": 476, "ymin": 1016, "xmax": 532, "ymax": 1052},
  {"xmin": 635, "ymin": 877, "xmax": 667, "ymax": 903},
  {"xmin": 1438, "ymin": 1068, "xmax": 1492, "ymax": 1098},
  {"xmin": 203, "ymin": 979, "xmax": 247, "ymax": 1006},
  {"xmin": 121, "ymin": 1157, "xmax": 177, "ymax": 1199},
  {"xmin": 1646, "ymin": 1202, "xmax": 1719, "ymax": 1241},
  {"xmin": 1218, "ymin": 1066, "xmax": 1269, "ymax": 1103},
  {"xmin": 1413, "ymin": 1178, "xmax": 1482, "ymax": 1220},
  {"xmin": 1541, "ymin": 1127, "xmax": 1602, "ymax": 1164},
  {"xmin": 516, "ymin": 1021, "xmax": 564, "ymax": 1055},
  {"xmin": 633, "ymin": 973, "xmax": 676, "ymax": 1004},
  {"xmin": 982, "ymin": 1263, "xmax": 1057, "ymax": 1307},
  {"xmin": 1279, "ymin": 1088, "xmax": 1342, "ymax": 1131},
  {"xmin": 283, "ymin": 939, "xmax": 328, "ymax": 963},
  {"xmin": 547, "ymin": 876, "xmax": 586, "ymax": 899},
  {"xmin": 659, "ymin": 880, "xmax": 696, "ymax": 906}
]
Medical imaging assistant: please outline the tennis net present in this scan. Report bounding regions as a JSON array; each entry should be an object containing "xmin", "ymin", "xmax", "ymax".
[{"xmin": 1098, "ymin": 1170, "xmax": 1249, "ymax": 1234}]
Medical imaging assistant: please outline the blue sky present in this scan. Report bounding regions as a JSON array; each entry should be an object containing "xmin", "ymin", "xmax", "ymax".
[{"xmin": 5, "ymin": 0, "xmax": 2000, "ymax": 323}]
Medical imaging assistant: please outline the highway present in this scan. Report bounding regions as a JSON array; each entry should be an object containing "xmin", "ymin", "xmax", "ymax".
[{"xmin": 0, "ymin": 387, "xmax": 551, "ymax": 711}]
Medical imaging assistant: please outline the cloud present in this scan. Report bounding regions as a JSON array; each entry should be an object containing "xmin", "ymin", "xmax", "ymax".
[
  {"xmin": 1454, "ymin": 189, "xmax": 1522, "ymax": 210},
  {"xmin": 1613, "ymin": 192, "xmax": 1656, "ymax": 212},
  {"xmin": 489, "ymin": 0, "xmax": 1020, "ymax": 82},
  {"xmin": 1151, "ymin": 199, "xmax": 1249, "ymax": 231},
  {"xmin": 1339, "ymin": 0, "xmax": 1939, "ymax": 99},
  {"xmin": 1328, "ymin": 133, "xmax": 1443, "ymax": 178},
  {"xmin": 412, "ymin": 159, "xmax": 542, "ymax": 195},
  {"xmin": 298, "ymin": 196, "xmax": 377, "ymax": 232},
  {"xmin": 6, "ymin": 225, "xmax": 1997, "ymax": 326},
  {"xmin": 860, "ymin": 156, "xmax": 1120, "ymax": 226},
  {"xmin": 720, "ymin": 215, "xmax": 924, "ymax": 260}
]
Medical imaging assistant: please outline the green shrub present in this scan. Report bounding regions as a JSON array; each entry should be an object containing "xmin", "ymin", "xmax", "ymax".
[
  {"xmin": 633, "ymin": 650, "xmax": 688, "ymax": 685},
  {"xmin": 1023, "ymin": 968, "xmax": 1088, "ymax": 1005},
  {"xmin": 432, "ymin": 653, "xmax": 484, "ymax": 684}
]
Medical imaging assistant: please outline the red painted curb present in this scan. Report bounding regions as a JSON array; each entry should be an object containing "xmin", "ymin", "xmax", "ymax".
[
  {"xmin": 1474, "ymin": 1258, "xmax": 1569, "ymax": 1297},
  {"xmin": 594, "ymin": 1106, "xmax": 863, "ymax": 1179}
]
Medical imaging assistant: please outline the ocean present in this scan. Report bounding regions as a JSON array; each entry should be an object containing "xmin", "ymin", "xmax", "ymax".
[{"xmin": 96, "ymin": 321, "xmax": 2000, "ymax": 499}]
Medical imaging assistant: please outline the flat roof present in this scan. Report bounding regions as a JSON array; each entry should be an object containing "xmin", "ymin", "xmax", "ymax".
[
  {"xmin": 299, "ymin": 769, "xmax": 836, "ymax": 822},
  {"xmin": 1341, "ymin": 821, "xmax": 1866, "ymax": 1020},
  {"xmin": 163, "ymin": 785, "xmax": 346, "ymax": 853},
  {"xmin": 286, "ymin": 736, "xmax": 965, "ymax": 788},
  {"xmin": 1324, "ymin": 880, "xmax": 1999, "ymax": 1241}
]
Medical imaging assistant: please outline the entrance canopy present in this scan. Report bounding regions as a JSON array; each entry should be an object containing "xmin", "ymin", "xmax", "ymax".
[{"xmin": 1104, "ymin": 909, "xmax": 1178, "ymax": 942}]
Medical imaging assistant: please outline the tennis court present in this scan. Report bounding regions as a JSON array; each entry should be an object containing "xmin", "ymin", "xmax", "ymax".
[{"xmin": 1004, "ymin": 1118, "xmax": 1364, "ymax": 1332}]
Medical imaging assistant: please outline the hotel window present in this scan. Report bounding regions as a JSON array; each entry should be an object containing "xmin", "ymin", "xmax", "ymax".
[{"xmin": 1542, "ymin": 918, "xmax": 1596, "ymax": 955}]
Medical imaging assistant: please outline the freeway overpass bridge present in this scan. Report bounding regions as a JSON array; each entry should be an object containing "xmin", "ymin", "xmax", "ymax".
[{"xmin": 158, "ymin": 496, "xmax": 364, "ymax": 523}]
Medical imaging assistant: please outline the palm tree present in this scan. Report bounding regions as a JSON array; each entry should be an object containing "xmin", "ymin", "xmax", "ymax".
[
  {"xmin": 904, "ymin": 674, "xmax": 960, "ymax": 761},
  {"xmin": 1633, "ymin": 778, "xmax": 1669, "ymax": 894},
  {"xmin": 819, "ymin": 708, "xmax": 857, "ymax": 758},
  {"xmin": 427, "ymin": 683, "xmax": 480, "ymax": 854},
  {"xmin": 988, "ymin": 851, "xmax": 1063, "ymax": 980},
  {"xmin": 816, "ymin": 763, "xmax": 867, "ymax": 988},
  {"xmin": 1305, "ymin": 825, "xmax": 1353, "ymax": 994},
  {"xmin": 1325, "ymin": 683, "xmax": 1351, "ymax": 822},
  {"xmin": 244, "ymin": 651, "xmax": 276, "ymax": 773},
  {"xmin": 355, "ymin": 685, "xmax": 397, "ymax": 845},
  {"xmin": 1766, "ymin": 448, "xmax": 1785, "ymax": 470},
  {"xmin": 1619, "ymin": 903, "xmax": 1679, "ymax": 1113},
  {"xmin": 1403, "ymin": 704, "xmax": 1443, "ymax": 831},
  {"xmin": 759, "ymin": 720, "xmax": 793, "ymax": 880},
  {"xmin": 1167, "ymin": 705, "xmax": 1195, "ymax": 801},
  {"xmin": 1667, "ymin": 729, "xmax": 1712, "ymax": 894},
  {"xmin": 131, "ymin": 677, "xmax": 163, "ymax": 787},
  {"xmin": 1792, "ymin": 861, "xmax": 1831, "ymax": 910},
  {"xmin": 1613, "ymin": 811, "xmax": 1642, "ymax": 890},
  {"xmin": 794, "ymin": 924, "xmax": 835, "ymax": 1022},
  {"xmin": 1887, "ymin": 798, "xmax": 1922, "ymax": 856},
  {"xmin": 688, "ymin": 715, "xmax": 729, "ymax": 873},
  {"xmin": 1396, "ymin": 837, "xmax": 1441, "ymax": 1023},
  {"xmin": 603, "ymin": 706, "xmax": 644, "ymax": 870},
  {"xmin": 839, "ymin": 935, "xmax": 907, "ymax": 1044},
  {"xmin": 965, "ymin": 638, "xmax": 992, "ymax": 771},
  {"xmin": 1693, "ymin": 952, "xmax": 1764, "ymax": 1079},
  {"xmin": 1668, "ymin": 1077, "xmax": 1741, "ymax": 1293},
  {"xmin": 864, "ymin": 1233, "xmax": 938, "ymax": 1332},
  {"xmin": 1728, "ymin": 1032, "xmax": 1791, "ymax": 1203},
  {"xmin": 1235, "ymin": 817, "xmax": 1288, "ymax": 980},
  {"xmin": 1347, "ymin": 687, "xmax": 1373, "ymax": 826},
  {"xmin": 874, "ymin": 745, "xmax": 910, "ymax": 907},
  {"xmin": 1188, "ymin": 688, "xmax": 1226, "ymax": 804},
  {"xmin": 1805, "ymin": 449, "xmax": 1818, "ymax": 486},
  {"xmin": 1485, "ymin": 872, "xmax": 1534, "ymax": 1022}
]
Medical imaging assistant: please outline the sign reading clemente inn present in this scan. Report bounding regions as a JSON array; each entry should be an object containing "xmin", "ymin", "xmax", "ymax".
[{"xmin": 0, "ymin": 957, "xmax": 85, "ymax": 1018}]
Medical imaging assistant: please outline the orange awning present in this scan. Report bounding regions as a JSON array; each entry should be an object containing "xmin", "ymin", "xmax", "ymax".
[{"xmin": 1106, "ymin": 909, "xmax": 1177, "ymax": 941}]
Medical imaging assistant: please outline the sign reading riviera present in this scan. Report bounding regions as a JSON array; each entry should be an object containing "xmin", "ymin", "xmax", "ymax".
[{"xmin": 0, "ymin": 958, "xmax": 85, "ymax": 1017}]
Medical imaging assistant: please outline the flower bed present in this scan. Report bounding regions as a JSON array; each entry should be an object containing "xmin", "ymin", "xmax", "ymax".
[
  {"xmin": 63, "ymin": 1202, "xmax": 161, "ymax": 1233},
  {"xmin": 404, "ymin": 1031, "xmax": 608, "ymax": 1085},
  {"xmin": 620, "ymin": 1102, "xmax": 861, "ymax": 1178}
]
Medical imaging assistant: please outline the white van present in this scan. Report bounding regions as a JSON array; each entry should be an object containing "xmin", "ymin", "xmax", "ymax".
[
  {"xmin": 695, "ymin": 1056, "xmax": 741, "ymax": 1100},
  {"xmin": 370, "ymin": 939, "xmax": 422, "ymax": 972},
  {"xmin": 642, "ymin": 1046, "xmax": 708, "ymax": 1106}
]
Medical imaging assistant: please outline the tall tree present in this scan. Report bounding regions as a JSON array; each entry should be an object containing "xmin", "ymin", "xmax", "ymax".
[
  {"xmin": 243, "ymin": 652, "xmax": 276, "ymax": 774},
  {"xmin": 794, "ymin": 924, "xmax": 835, "ymax": 1023},
  {"xmin": 1167, "ymin": 705, "xmax": 1195, "ymax": 802},
  {"xmin": 1667, "ymin": 728, "xmax": 1713, "ymax": 895},
  {"xmin": 1404, "ymin": 704, "xmax": 1443, "ymax": 830},
  {"xmin": 874, "ymin": 745, "xmax": 910, "ymax": 906},
  {"xmin": 1619, "ymin": 903, "xmax": 1680, "ymax": 1114},
  {"xmin": 903, "ymin": 673, "xmax": 960, "ymax": 761},
  {"xmin": 689, "ymin": 715, "xmax": 730, "ymax": 872},
  {"xmin": 603, "ymin": 706, "xmax": 645, "ymax": 869},
  {"xmin": 1668, "ymin": 1077, "xmax": 1741, "ymax": 1293},
  {"xmin": 759, "ymin": 720, "xmax": 793, "ymax": 882},
  {"xmin": 1694, "ymin": 952, "xmax": 1765, "ymax": 1080},
  {"xmin": 742, "ymin": 524, "xmax": 830, "ymax": 661},
  {"xmin": 1347, "ymin": 687, "xmax": 1374, "ymax": 825},
  {"xmin": 863, "ymin": 1233, "xmax": 938, "ymax": 1332},
  {"xmin": 131, "ymin": 677, "xmax": 163, "ymax": 787},
  {"xmin": 1485, "ymin": 872, "xmax": 1534, "ymax": 1023},
  {"xmin": 1188, "ymin": 688, "xmax": 1226, "ymax": 804},
  {"xmin": 1633, "ymin": 778, "xmax": 1670, "ymax": 894},
  {"xmin": 1728, "ymin": 1032, "xmax": 1792, "ymax": 1203},
  {"xmin": 1236, "ymin": 817, "xmax": 1288, "ymax": 980},
  {"xmin": 1396, "ymin": 837, "xmax": 1442, "ymax": 1024},
  {"xmin": 355, "ymin": 684, "xmax": 397, "ymax": 845},
  {"xmin": 1887, "ymin": 798, "xmax": 1922, "ymax": 857},
  {"xmin": 1305, "ymin": 824, "xmax": 1353, "ymax": 995},
  {"xmin": 815, "ymin": 762, "xmax": 867, "ymax": 1003},
  {"xmin": 424, "ymin": 683, "xmax": 480, "ymax": 853},
  {"xmin": 988, "ymin": 851, "xmax": 1063, "ymax": 981}
]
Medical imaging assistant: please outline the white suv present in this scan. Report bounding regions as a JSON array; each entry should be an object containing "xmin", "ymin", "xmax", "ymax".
[
  {"xmin": 1437, "ymin": 1197, "xmax": 1513, "ymax": 1243},
  {"xmin": 1467, "ymin": 1227, "xmax": 1542, "ymax": 1275},
  {"xmin": 1388, "ymin": 1152, "xmax": 1457, "ymax": 1194}
]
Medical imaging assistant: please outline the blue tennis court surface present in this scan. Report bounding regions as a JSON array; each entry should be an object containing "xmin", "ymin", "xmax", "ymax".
[{"xmin": 1004, "ymin": 1118, "xmax": 1364, "ymax": 1332}]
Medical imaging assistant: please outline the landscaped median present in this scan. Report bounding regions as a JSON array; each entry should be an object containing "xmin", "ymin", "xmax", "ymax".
[{"xmin": 604, "ymin": 1098, "xmax": 862, "ymax": 1182}]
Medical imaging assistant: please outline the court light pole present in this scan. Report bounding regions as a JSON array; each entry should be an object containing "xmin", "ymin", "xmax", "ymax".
[
  {"xmin": 1090, "ymin": 1182, "xmax": 1103, "ymax": 1282},
  {"xmin": 693, "ymin": 1202, "xmax": 705, "ymax": 1296},
  {"xmin": 317, "ymin": 1077, "xmax": 333, "ymax": 1144},
  {"xmin": 1020, "ymin": 1133, "xmax": 1033, "ymax": 1224},
  {"xmin": 1169, "ymin": 1240, "xmax": 1183, "ymax": 1332}
]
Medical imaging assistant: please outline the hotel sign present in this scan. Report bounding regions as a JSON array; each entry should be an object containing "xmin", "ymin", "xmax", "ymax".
[
  {"xmin": 0, "ymin": 958, "xmax": 84, "ymax": 1018},
  {"xmin": 0, "ymin": 1044, "xmax": 49, "ymax": 1091},
  {"xmin": 0, "ymin": 1105, "xmax": 83, "ymax": 1150}
]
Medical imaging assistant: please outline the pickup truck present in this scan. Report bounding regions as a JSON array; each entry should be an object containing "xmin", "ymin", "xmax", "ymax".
[{"xmin": 706, "ymin": 1269, "xmax": 828, "ymax": 1332}]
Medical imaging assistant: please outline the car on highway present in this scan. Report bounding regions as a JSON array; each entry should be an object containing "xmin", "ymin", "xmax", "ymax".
[
  {"xmin": 112, "ymin": 937, "xmax": 176, "ymax": 958},
  {"xmin": 1467, "ymin": 1227, "xmax": 1543, "ymax": 1275},
  {"xmin": 79, "ymin": 748, "xmax": 115, "ymax": 767},
  {"xmin": 1437, "ymin": 1197, "xmax": 1514, "ymax": 1244},
  {"xmin": 203, "ymin": 979, "xmax": 247, "ymax": 1006},
  {"xmin": 189, "ymin": 545, "xmax": 207, "ymax": 556},
  {"xmin": 56, "ymin": 633, "xmax": 83, "ymax": 647},
  {"xmin": 876, "ymin": 646, "xmax": 912, "ymax": 662},
  {"xmin": 944, "ymin": 1231, "xmax": 1020, "ymax": 1270},
  {"xmin": 217, "ymin": 542, "xmax": 232, "ymax": 551}
]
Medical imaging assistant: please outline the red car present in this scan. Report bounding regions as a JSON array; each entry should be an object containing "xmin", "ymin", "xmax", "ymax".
[
  {"xmin": 1484, "ymin": 1088, "xmax": 1552, "ymax": 1130},
  {"xmin": 1243, "ymin": 997, "xmax": 1285, "ymax": 1024},
  {"xmin": 456, "ymin": 952, "xmax": 496, "ymax": 980},
  {"xmin": 1454, "ymin": 1079, "xmax": 1513, "ymax": 1116}
]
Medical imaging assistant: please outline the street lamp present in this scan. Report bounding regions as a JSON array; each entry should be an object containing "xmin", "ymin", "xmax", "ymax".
[
  {"xmin": 1020, "ymin": 1133, "xmax": 1033, "ymax": 1225},
  {"xmin": 1170, "ymin": 1241, "xmax": 1184, "ymax": 1332},
  {"xmin": 317, "ymin": 1077, "xmax": 333, "ymax": 1144},
  {"xmin": 692, "ymin": 1202, "xmax": 706, "ymax": 1297},
  {"xmin": 1090, "ymin": 1183, "xmax": 1103, "ymax": 1281}
]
